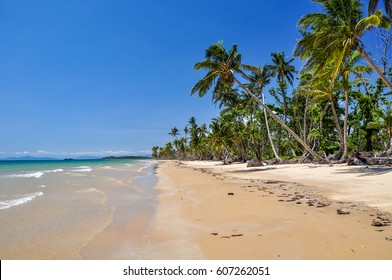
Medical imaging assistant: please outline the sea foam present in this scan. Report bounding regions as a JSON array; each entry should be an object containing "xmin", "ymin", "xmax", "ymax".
[
  {"xmin": 45, "ymin": 169, "xmax": 64, "ymax": 173},
  {"xmin": 71, "ymin": 166, "xmax": 92, "ymax": 172},
  {"xmin": 0, "ymin": 192, "xmax": 44, "ymax": 210},
  {"xmin": 1, "ymin": 168, "xmax": 64, "ymax": 179},
  {"xmin": 2, "ymin": 172, "xmax": 45, "ymax": 179}
]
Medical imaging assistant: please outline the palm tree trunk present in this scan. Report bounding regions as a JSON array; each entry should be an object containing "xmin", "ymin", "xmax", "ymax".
[
  {"xmin": 343, "ymin": 88, "xmax": 349, "ymax": 159},
  {"xmin": 329, "ymin": 93, "xmax": 344, "ymax": 160},
  {"xmin": 303, "ymin": 94, "xmax": 309, "ymax": 142},
  {"xmin": 356, "ymin": 45, "xmax": 392, "ymax": 90},
  {"xmin": 233, "ymin": 76, "xmax": 323, "ymax": 161},
  {"xmin": 261, "ymin": 91, "xmax": 282, "ymax": 162}
]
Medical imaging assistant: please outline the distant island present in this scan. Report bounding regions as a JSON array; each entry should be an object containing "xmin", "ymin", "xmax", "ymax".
[
  {"xmin": 102, "ymin": 156, "xmax": 152, "ymax": 160},
  {"xmin": 0, "ymin": 156, "xmax": 59, "ymax": 161},
  {"xmin": 0, "ymin": 155, "xmax": 152, "ymax": 161}
]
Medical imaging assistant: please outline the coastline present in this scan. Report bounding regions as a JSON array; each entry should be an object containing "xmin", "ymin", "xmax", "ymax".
[
  {"xmin": 0, "ymin": 159, "xmax": 158, "ymax": 260},
  {"xmin": 150, "ymin": 160, "xmax": 392, "ymax": 259}
]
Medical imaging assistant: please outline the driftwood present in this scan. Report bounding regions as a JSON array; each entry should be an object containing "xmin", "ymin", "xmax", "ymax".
[{"xmin": 347, "ymin": 151, "xmax": 392, "ymax": 166}]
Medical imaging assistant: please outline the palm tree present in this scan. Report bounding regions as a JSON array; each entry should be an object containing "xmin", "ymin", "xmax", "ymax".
[
  {"xmin": 267, "ymin": 52, "xmax": 296, "ymax": 121},
  {"xmin": 246, "ymin": 65, "xmax": 281, "ymax": 162},
  {"xmin": 183, "ymin": 126, "xmax": 190, "ymax": 148},
  {"xmin": 267, "ymin": 52, "xmax": 296, "ymax": 87},
  {"xmin": 298, "ymin": 67, "xmax": 345, "ymax": 159},
  {"xmin": 191, "ymin": 42, "xmax": 322, "ymax": 160},
  {"xmin": 368, "ymin": 103, "xmax": 392, "ymax": 154},
  {"xmin": 169, "ymin": 127, "xmax": 180, "ymax": 140},
  {"xmin": 267, "ymin": 52, "xmax": 298, "ymax": 156},
  {"xmin": 369, "ymin": 0, "xmax": 392, "ymax": 18},
  {"xmin": 152, "ymin": 146, "xmax": 160, "ymax": 159},
  {"xmin": 339, "ymin": 52, "xmax": 372, "ymax": 159},
  {"xmin": 208, "ymin": 117, "xmax": 234, "ymax": 163},
  {"xmin": 294, "ymin": 0, "xmax": 392, "ymax": 90}
]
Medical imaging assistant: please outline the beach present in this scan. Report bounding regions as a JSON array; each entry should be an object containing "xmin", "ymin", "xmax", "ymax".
[
  {"xmin": 149, "ymin": 160, "xmax": 392, "ymax": 259},
  {"xmin": 2, "ymin": 159, "xmax": 392, "ymax": 260}
]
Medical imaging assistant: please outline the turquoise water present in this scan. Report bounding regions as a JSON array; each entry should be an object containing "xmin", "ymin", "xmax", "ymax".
[{"xmin": 0, "ymin": 159, "xmax": 158, "ymax": 259}]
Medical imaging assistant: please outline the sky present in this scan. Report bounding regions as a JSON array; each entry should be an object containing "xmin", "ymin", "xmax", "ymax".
[{"xmin": 0, "ymin": 0, "xmax": 379, "ymax": 158}]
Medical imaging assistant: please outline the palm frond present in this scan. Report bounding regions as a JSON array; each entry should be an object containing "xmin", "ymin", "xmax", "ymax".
[{"xmin": 191, "ymin": 70, "xmax": 219, "ymax": 97}]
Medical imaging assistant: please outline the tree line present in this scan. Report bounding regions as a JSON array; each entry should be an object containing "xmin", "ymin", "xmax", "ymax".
[{"xmin": 152, "ymin": 0, "xmax": 392, "ymax": 163}]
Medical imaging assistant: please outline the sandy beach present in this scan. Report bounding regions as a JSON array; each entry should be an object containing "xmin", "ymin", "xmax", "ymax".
[{"xmin": 148, "ymin": 160, "xmax": 392, "ymax": 260}]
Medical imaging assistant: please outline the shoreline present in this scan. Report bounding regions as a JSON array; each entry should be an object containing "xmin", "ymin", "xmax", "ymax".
[
  {"xmin": 149, "ymin": 160, "xmax": 392, "ymax": 259},
  {"xmin": 0, "ymin": 160, "xmax": 158, "ymax": 260}
]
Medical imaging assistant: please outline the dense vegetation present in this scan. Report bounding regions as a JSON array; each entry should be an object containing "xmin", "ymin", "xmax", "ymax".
[{"xmin": 152, "ymin": 0, "xmax": 392, "ymax": 163}]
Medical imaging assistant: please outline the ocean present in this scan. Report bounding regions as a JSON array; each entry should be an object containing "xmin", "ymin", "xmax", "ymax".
[{"xmin": 0, "ymin": 159, "xmax": 158, "ymax": 259}]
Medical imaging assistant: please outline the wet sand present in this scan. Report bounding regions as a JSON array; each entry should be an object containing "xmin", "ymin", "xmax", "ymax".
[{"xmin": 149, "ymin": 161, "xmax": 392, "ymax": 259}]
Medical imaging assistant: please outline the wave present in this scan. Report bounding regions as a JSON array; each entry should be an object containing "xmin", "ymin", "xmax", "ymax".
[
  {"xmin": 0, "ymin": 192, "xmax": 44, "ymax": 210},
  {"xmin": 2, "ymin": 172, "xmax": 45, "ymax": 179},
  {"xmin": 101, "ymin": 166, "xmax": 113, "ymax": 169},
  {"xmin": 1, "ymin": 168, "xmax": 64, "ymax": 179},
  {"xmin": 71, "ymin": 166, "xmax": 92, "ymax": 172},
  {"xmin": 45, "ymin": 169, "xmax": 64, "ymax": 173}
]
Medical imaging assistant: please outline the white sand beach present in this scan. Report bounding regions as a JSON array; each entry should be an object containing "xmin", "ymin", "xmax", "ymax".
[{"xmin": 148, "ymin": 161, "xmax": 392, "ymax": 259}]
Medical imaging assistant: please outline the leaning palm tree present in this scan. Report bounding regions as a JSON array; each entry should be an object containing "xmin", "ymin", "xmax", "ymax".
[
  {"xmin": 191, "ymin": 42, "xmax": 322, "ymax": 160},
  {"xmin": 294, "ymin": 0, "xmax": 392, "ymax": 90},
  {"xmin": 245, "ymin": 65, "xmax": 281, "ymax": 162},
  {"xmin": 369, "ymin": 0, "xmax": 392, "ymax": 18}
]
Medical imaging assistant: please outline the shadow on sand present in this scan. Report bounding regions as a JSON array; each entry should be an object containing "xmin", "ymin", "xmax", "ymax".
[
  {"xmin": 333, "ymin": 166, "xmax": 392, "ymax": 177},
  {"xmin": 229, "ymin": 167, "xmax": 278, "ymax": 174}
]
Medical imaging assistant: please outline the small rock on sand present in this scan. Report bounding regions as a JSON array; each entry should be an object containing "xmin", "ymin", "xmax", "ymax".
[
  {"xmin": 247, "ymin": 159, "xmax": 266, "ymax": 167},
  {"xmin": 337, "ymin": 208, "xmax": 351, "ymax": 215}
]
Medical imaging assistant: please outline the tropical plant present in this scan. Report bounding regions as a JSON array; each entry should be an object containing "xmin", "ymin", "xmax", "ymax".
[
  {"xmin": 369, "ymin": 0, "xmax": 392, "ymax": 18},
  {"xmin": 245, "ymin": 65, "xmax": 281, "ymax": 161},
  {"xmin": 294, "ymin": 0, "xmax": 392, "ymax": 90},
  {"xmin": 169, "ymin": 127, "xmax": 180, "ymax": 140},
  {"xmin": 367, "ymin": 103, "xmax": 392, "ymax": 153},
  {"xmin": 267, "ymin": 52, "xmax": 298, "ymax": 156},
  {"xmin": 339, "ymin": 52, "xmax": 372, "ymax": 158},
  {"xmin": 191, "ymin": 42, "xmax": 322, "ymax": 160}
]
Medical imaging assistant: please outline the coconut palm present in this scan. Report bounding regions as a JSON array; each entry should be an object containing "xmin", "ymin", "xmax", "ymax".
[
  {"xmin": 245, "ymin": 65, "xmax": 281, "ymax": 162},
  {"xmin": 299, "ymin": 69, "xmax": 345, "ymax": 159},
  {"xmin": 151, "ymin": 146, "xmax": 160, "ymax": 159},
  {"xmin": 267, "ymin": 52, "xmax": 296, "ymax": 87},
  {"xmin": 369, "ymin": 0, "xmax": 392, "ymax": 18},
  {"xmin": 267, "ymin": 52, "xmax": 298, "ymax": 156},
  {"xmin": 191, "ymin": 42, "xmax": 322, "ymax": 160},
  {"xmin": 367, "ymin": 103, "xmax": 392, "ymax": 154},
  {"xmin": 294, "ymin": 0, "xmax": 392, "ymax": 90},
  {"xmin": 339, "ymin": 52, "xmax": 372, "ymax": 158},
  {"xmin": 169, "ymin": 127, "xmax": 180, "ymax": 140},
  {"xmin": 267, "ymin": 52, "xmax": 297, "ymax": 121},
  {"xmin": 208, "ymin": 117, "xmax": 234, "ymax": 163}
]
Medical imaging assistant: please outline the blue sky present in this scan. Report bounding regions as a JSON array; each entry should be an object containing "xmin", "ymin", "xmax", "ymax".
[{"xmin": 0, "ymin": 0, "xmax": 379, "ymax": 158}]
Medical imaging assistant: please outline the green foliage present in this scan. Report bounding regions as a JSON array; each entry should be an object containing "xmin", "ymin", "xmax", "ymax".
[{"xmin": 152, "ymin": 1, "xmax": 392, "ymax": 162}]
